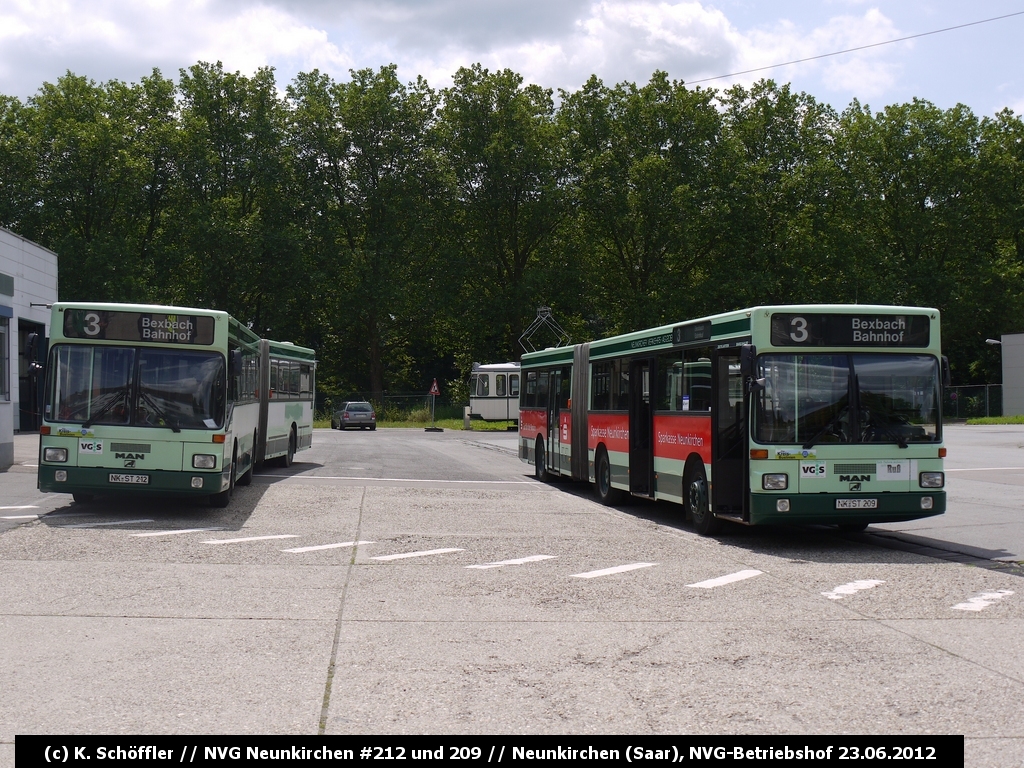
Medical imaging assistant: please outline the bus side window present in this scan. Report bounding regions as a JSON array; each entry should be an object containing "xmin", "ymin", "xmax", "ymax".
[
  {"xmin": 470, "ymin": 374, "xmax": 478, "ymax": 398},
  {"xmin": 270, "ymin": 360, "xmax": 278, "ymax": 396},
  {"xmin": 684, "ymin": 347, "xmax": 713, "ymax": 412},
  {"xmin": 524, "ymin": 371, "xmax": 537, "ymax": 408},
  {"xmin": 615, "ymin": 359, "xmax": 629, "ymax": 410},
  {"xmin": 509, "ymin": 374, "xmax": 519, "ymax": 397},
  {"xmin": 591, "ymin": 361, "xmax": 610, "ymax": 411},
  {"xmin": 496, "ymin": 374, "xmax": 506, "ymax": 397},
  {"xmin": 300, "ymin": 364, "xmax": 312, "ymax": 397},
  {"xmin": 536, "ymin": 371, "xmax": 549, "ymax": 408},
  {"xmin": 478, "ymin": 374, "xmax": 489, "ymax": 397},
  {"xmin": 656, "ymin": 352, "xmax": 683, "ymax": 411}
]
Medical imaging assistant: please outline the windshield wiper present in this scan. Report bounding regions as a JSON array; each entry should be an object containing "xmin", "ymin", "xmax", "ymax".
[
  {"xmin": 82, "ymin": 388, "xmax": 129, "ymax": 428},
  {"xmin": 139, "ymin": 389, "xmax": 181, "ymax": 433},
  {"xmin": 802, "ymin": 404, "xmax": 849, "ymax": 449}
]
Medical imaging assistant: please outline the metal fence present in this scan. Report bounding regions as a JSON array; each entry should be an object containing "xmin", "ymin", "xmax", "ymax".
[{"xmin": 945, "ymin": 384, "xmax": 1002, "ymax": 419}]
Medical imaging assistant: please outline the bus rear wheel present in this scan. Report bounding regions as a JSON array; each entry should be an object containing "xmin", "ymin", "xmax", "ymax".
[
  {"xmin": 594, "ymin": 449, "xmax": 624, "ymax": 506},
  {"xmin": 686, "ymin": 464, "xmax": 720, "ymax": 535},
  {"xmin": 281, "ymin": 427, "xmax": 296, "ymax": 468}
]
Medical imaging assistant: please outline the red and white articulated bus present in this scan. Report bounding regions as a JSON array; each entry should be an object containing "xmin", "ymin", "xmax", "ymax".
[{"xmin": 519, "ymin": 304, "xmax": 948, "ymax": 535}]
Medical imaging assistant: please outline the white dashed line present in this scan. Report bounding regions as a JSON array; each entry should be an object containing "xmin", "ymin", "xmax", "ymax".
[
  {"xmin": 0, "ymin": 505, "xmax": 39, "ymax": 510},
  {"xmin": 130, "ymin": 528, "xmax": 226, "ymax": 537},
  {"xmin": 371, "ymin": 548, "xmax": 463, "ymax": 561},
  {"xmin": 2, "ymin": 515, "xmax": 40, "ymax": 520},
  {"xmin": 466, "ymin": 555, "xmax": 555, "ymax": 569},
  {"xmin": 284, "ymin": 540, "xmax": 376, "ymax": 553},
  {"xmin": 821, "ymin": 579, "xmax": 885, "ymax": 600},
  {"xmin": 952, "ymin": 589, "xmax": 1014, "ymax": 612},
  {"xmin": 687, "ymin": 569, "xmax": 763, "ymax": 589},
  {"xmin": 56, "ymin": 519, "xmax": 154, "ymax": 529},
  {"xmin": 203, "ymin": 535, "xmax": 300, "ymax": 545},
  {"xmin": 571, "ymin": 562, "xmax": 658, "ymax": 579}
]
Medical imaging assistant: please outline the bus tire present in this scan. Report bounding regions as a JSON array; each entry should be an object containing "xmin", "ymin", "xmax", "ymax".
[
  {"xmin": 594, "ymin": 449, "xmax": 623, "ymax": 506},
  {"xmin": 236, "ymin": 433, "xmax": 255, "ymax": 487},
  {"xmin": 535, "ymin": 438, "xmax": 550, "ymax": 482},
  {"xmin": 210, "ymin": 445, "xmax": 237, "ymax": 508},
  {"xmin": 686, "ymin": 463, "xmax": 720, "ymax": 535},
  {"xmin": 281, "ymin": 427, "xmax": 296, "ymax": 468}
]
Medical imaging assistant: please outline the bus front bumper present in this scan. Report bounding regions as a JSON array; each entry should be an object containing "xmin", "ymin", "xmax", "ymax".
[
  {"xmin": 38, "ymin": 465, "xmax": 228, "ymax": 496},
  {"xmin": 748, "ymin": 491, "xmax": 946, "ymax": 526}
]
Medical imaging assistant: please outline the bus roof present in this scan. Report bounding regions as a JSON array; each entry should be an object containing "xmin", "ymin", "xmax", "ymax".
[{"xmin": 521, "ymin": 304, "xmax": 941, "ymax": 366}]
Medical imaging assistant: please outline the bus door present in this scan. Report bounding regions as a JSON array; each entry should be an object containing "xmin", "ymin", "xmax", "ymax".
[
  {"xmin": 629, "ymin": 358, "xmax": 654, "ymax": 496},
  {"xmin": 546, "ymin": 368, "xmax": 563, "ymax": 476},
  {"xmin": 711, "ymin": 348, "xmax": 747, "ymax": 518}
]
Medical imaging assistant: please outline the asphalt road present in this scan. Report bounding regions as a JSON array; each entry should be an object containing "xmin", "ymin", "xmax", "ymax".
[{"xmin": 1, "ymin": 425, "xmax": 1022, "ymax": 766}]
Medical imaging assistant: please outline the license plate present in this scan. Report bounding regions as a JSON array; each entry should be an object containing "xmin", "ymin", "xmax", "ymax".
[
  {"xmin": 109, "ymin": 473, "xmax": 149, "ymax": 485},
  {"xmin": 836, "ymin": 498, "xmax": 877, "ymax": 509}
]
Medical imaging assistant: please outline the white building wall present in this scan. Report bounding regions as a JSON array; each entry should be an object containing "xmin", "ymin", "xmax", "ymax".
[
  {"xmin": 1001, "ymin": 333, "xmax": 1024, "ymax": 417},
  {"xmin": 0, "ymin": 227, "xmax": 58, "ymax": 469}
]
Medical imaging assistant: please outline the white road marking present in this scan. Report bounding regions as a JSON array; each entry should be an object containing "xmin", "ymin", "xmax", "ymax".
[
  {"xmin": 130, "ymin": 528, "xmax": 226, "ymax": 537},
  {"xmin": 952, "ymin": 589, "xmax": 1014, "ymax": 612},
  {"xmin": 203, "ymin": 535, "xmax": 299, "ymax": 545},
  {"xmin": 371, "ymin": 547, "xmax": 462, "ymax": 561},
  {"xmin": 0, "ymin": 505, "xmax": 39, "ymax": 510},
  {"xmin": 821, "ymin": 579, "xmax": 885, "ymax": 600},
  {"xmin": 258, "ymin": 474, "xmax": 532, "ymax": 484},
  {"xmin": 57, "ymin": 519, "xmax": 154, "ymax": 529},
  {"xmin": 2, "ymin": 515, "xmax": 40, "ymax": 520},
  {"xmin": 466, "ymin": 554, "xmax": 555, "ymax": 569},
  {"xmin": 687, "ymin": 569, "xmax": 763, "ymax": 589},
  {"xmin": 571, "ymin": 562, "xmax": 658, "ymax": 579},
  {"xmin": 284, "ymin": 540, "xmax": 376, "ymax": 553}
]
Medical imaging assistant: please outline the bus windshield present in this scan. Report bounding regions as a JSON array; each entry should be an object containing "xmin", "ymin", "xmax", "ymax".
[
  {"xmin": 49, "ymin": 345, "xmax": 226, "ymax": 429},
  {"xmin": 754, "ymin": 353, "xmax": 940, "ymax": 446}
]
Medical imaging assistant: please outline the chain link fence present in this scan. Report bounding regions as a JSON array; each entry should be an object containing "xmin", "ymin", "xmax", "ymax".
[
  {"xmin": 944, "ymin": 384, "xmax": 1002, "ymax": 419},
  {"xmin": 316, "ymin": 392, "xmax": 464, "ymax": 422}
]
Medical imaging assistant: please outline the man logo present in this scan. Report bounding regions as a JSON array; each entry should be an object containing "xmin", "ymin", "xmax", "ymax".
[
  {"xmin": 839, "ymin": 475, "xmax": 871, "ymax": 482},
  {"xmin": 849, "ymin": 482, "xmax": 862, "ymax": 491},
  {"xmin": 124, "ymin": 459, "xmax": 136, "ymax": 468}
]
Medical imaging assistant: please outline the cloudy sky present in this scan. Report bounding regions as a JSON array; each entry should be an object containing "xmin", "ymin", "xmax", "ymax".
[{"xmin": 1, "ymin": 0, "xmax": 1022, "ymax": 115}]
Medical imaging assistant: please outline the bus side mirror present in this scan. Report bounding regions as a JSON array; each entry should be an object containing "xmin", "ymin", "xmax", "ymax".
[
  {"xmin": 740, "ymin": 344, "xmax": 757, "ymax": 378},
  {"xmin": 942, "ymin": 356, "xmax": 951, "ymax": 388},
  {"xmin": 25, "ymin": 332, "xmax": 38, "ymax": 360}
]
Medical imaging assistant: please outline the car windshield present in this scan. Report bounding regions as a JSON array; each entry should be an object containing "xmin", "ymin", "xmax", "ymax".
[
  {"xmin": 754, "ymin": 353, "xmax": 940, "ymax": 446},
  {"xmin": 48, "ymin": 344, "xmax": 226, "ymax": 429}
]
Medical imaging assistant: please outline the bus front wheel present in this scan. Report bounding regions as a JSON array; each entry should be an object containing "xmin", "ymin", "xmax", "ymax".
[
  {"xmin": 535, "ymin": 438, "xmax": 550, "ymax": 482},
  {"xmin": 210, "ymin": 445, "xmax": 237, "ymax": 508},
  {"xmin": 686, "ymin": 464, "xmax": 720, "ymax": 535}
]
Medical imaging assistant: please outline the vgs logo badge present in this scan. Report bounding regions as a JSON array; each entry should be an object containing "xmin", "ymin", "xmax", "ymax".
[{"xmin": 800, "ymin": 462, "xmax": 827, "ymax": 480}]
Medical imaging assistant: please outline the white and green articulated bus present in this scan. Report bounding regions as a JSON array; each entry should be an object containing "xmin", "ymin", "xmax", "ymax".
[
  {"xmin": 37, "ymin": 303, "xmax": 316, "ymax": 508},
  {"xmin": 519, "ymin": 305, "xmax": 948, "ymax": 534}
]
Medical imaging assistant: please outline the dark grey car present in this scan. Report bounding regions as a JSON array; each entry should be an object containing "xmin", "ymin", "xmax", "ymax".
[{"xmin": 332, "ymin": 401, "xmax": 376, "ymax": 430}]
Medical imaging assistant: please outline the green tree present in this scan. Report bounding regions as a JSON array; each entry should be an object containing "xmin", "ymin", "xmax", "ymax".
[
  {"xmin": 438, "ymin": 65, "xmax": 570, "ymax": 362},
  {"xmin": 288, "ymin": 65, "xmax": 442, "ymax": 402}
]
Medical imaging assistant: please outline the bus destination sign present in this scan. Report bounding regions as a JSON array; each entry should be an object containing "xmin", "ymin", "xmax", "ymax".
[
  {"xmin": 673, "ymin": 320, "xmax": 712, "ymax": 345},
  {"xmin": 771, "ymin": 313, "xmax": 930, "ymax": 348},
  {"xmin": 63, "ymin": 310, "xmax": 216, "ymax": 345}
]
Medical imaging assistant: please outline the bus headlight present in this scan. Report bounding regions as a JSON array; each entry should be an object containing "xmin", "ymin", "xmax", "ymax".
[
  {"xmin": 919, "ymin": 472, "xmax": 944, "ymax": 488},
  {"xmin": 44, "ymin": 447, "xmax": 68, "ymax": 462},
  {"xmin": 192, "ymin": 454, "xmax": 217, "ymax": 469},
  {"xmin": 762, "ymin": 473, "xmax": 788, "ymax": 490}
]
